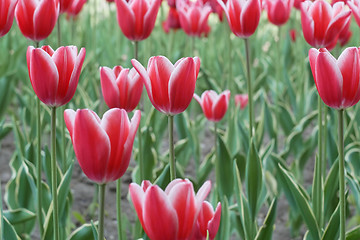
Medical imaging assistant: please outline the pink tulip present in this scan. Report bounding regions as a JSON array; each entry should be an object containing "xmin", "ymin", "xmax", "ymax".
[
  {"xmin": 177, "ymin": 0, "xmax": 212, "ymax": 37},
  {"xmin": 293, "ymin": 0, "xmax": 305, "ymax": 9},
  {"xmin": 59, "ymin": 0, "xmax": 71, "ymax": 12},
  {"xmin": 191, "ymin": 201, "xmax": 222, "ymax": 240},
  {"xmin": 217, "ymin": 0, "xmax": 261, "ymax": 38},
  {"xmin": 338, "ymin": 20, "xmax": 352, "ymax": 47},
  {"xmin": 26, "ymin": 45, "xmax": 86, "ymax": 107},
  {"xmin": 15, "ymin": 0, "xmax": 59, "ymax": 42},
  {"xmin": 300, "ymin": 0, "xmax": 351, "ymax": 48},
  {"xmin": 289, "ymin": 29, "xmax": 297, "ymax": 42},
  {"xmin": 115, "ymin": 0, "xmax": 161, "ymax": 41},
  {"xmin": 309, "ymin": 47, "xmax": 360, "ymax": 109},
  {"xmin": 131, "ymin": 56, "xmax": 200, "ymax": 115},
  {"xmin": 64, "ymin": 108, "xmax": 141, "ymax": 184},
  {"xmin": 203, "ymin": 0, "xmax": 227, "ymax": 21},
  {"xmin": 348, "ymin": 0, "xmax": 360, "ymax": 28},
  {"xmin": 0, "ymin": 0, "xmax": 18, "ymax": 38},
  {"xmin": 65, "ymin": 0, "xmax": 86, "ymax": 17},
  {"xmin": 234, "ymin": 94, "xmax": 249, "ymax": 109},
  {"xmin": 167, "ymin": 0, "xmax": 176, "ymax": 8},
  {"xmin": 265, "ymin": 0, "xmax": 293, "ymax": 26},
  {"xmin": 162, "ymin": 7, "xmax": 181, "ymax": 33},
  {"xmin": 194, "ymin": 90, "xmax": 230, "ymax": 122},
  {"xmin": 129, "ymin": 179, "xmax": 213, "ymax": 240},
  {"xmin": 100, "ymin": 66, "xmax": 143, "ymax": 112}
]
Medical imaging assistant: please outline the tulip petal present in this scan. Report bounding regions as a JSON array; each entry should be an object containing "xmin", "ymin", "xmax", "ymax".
[
  {"xmin": 132, "ymin": 58, "xmax": 155, "ymax": 105},
  {"xmin": 241, "ymin": 0, "xmax": 261, "ymax": 38},
  {"xmin": 33, "ymin": 0, "xmax": 59, "ymax": 41},
  {"xmin": 129, "ymin": 183, "xmax": 147, "ymax": 233},
  {"xmin": 115, "ymin": 0, "xmax": 136, "ymax": 40},
  {"xmin": 100, "ymin": 66, "xmax": 121, "ymax": 109},
  {"xmin": 64, "ymin": 109, "xmax": 76, "ymax": 140},
  {"xmin": 325, "ymin": 10, "xmax": 351, "ymax": 47},
  {"xmin": 207, "ymin": 202, "xmax": 222, "ymax": 239},
  {"xmin": 143, "ymin": 0, "xmax": 161, "ymax": 40},
  {"xmin": 15, "ymin": 0, "xmax": 36, "ymax": 39}
]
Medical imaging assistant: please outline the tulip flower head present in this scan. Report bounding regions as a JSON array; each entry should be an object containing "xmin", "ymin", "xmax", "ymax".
[
  {"xmin": 289, "ymin": 29, "xmax": 297, "ymax": 42},
  {"xmin": 115, "ymin": 0, "xmax": 162, "ymax": 41},
  {"xmin": 65, "ymin": 0, "xmax": 87, "ymax": 17},
  {"xmin": 309, "ymin": 47, "xmax": 360, "ymax": 109},
  {"xmin": 265, "ymin": 0, "xmax": 293, "ymax": 26},
  {"xmin": 64, "ymin": 108, "xmax": 141, "ymax": 184},
  {"xmin": 162, "ymin": 7, "xmax": 181, "ymax": 33},
  {"xmin": 15, "ymin": 0, "xmax": 59, "ymax": 42},
  {"xmin": 234, "ymin": 94, "xmax": 249, "ymax": 109},
  {"xmin": 27, "ymin": 45, "xmax": 86, "ymax": 107},
  {"xmin": 59, "ymin": 0, "xmax": 71, "ymax": 12},
  {"xmin": 194, "ymin": 90, "xmax": 230, "ymax": 122},
  {"xmin": 203, "ymin": 0, "xmax": 227, "ymax": 21},
  {"xmin": 132, "ymin": 56, "xmax": 200, "ymax": 116},
  {"xmin": 348, "ymin": 0, "xmax": 360, "ymax": 28},
  {"xmin": 100, "ymin": 66, "xmax": 143, "ymax": 112},
  {"xmin": 300, "ymin": 0, "xmax": 351, "ymax": 48},
  {"xmin": 217, "ymin": 0, "xmax": 261, "ymax": 38},
  {"xmin": 0, "ymin": 0, "xmax": 18, "ymax": 38},
  {"xmin": 129, "ymin": 179, "xmax": 221, "ymax": 240}
]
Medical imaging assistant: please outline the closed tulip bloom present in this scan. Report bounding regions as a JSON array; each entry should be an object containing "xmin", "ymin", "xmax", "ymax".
[
  {"xmin": 129, "ymin": 179, "xmax": 212, "ymax": 240},
  {"xmin": 203, "ymin": 0, "xmax": 227, "ymax": 21},
  {"xmin": 66, "ymin": 0, "xmax": 86, "ymax": 17},
  {"xmin": 64, "ymin": 108, "xmax": 141, "ymax": 184},
  {"xmin": 100, "ymin": 66, "xmax": 143, "ymax": 112},
  {"xmin": 59, "ymin": 0, "xmax": 71, "ymax": 12},
  {"xmin": 15, "ymin": 0, "xmax": 59, "ymax": 42},
  {"xmin": 177, "ymin": 0, "xmax": 212, "ymax": 37},
  {"xmin": 27, "ymin": 45, "xmax": 86, "ymax": 107},
  {"xmin": 265, "ymin": 0, "xmax": 293, "ymax": 26},
  {"xmin": 162, "ymin": 7, "xmax": 181, "ymax": 33},
  {"xmin": 0, "ymin": 0, "xmax": 18, "ymax": 38},
  {"xmin": 348, "ymin": 0, "xmax": 360, "ymax": 28},
  {"xmin": 300, "ymin": 0, "xmax": 351, "ymax": 48},
  {"xmin": 194, "ymin": 90, "xmax": 230, "ymax": 122},
  {"xmin": 235, "ymin": 94, "xmax": 249, "ymax": 109},
  {"xmin": 309, "ymin": 47, "xmax": 360, "ymax": 109},
  {"xmin": 115, "ymin": 0, "xmax": 161, "ymax": 41},
  {"xmin": 191, "ymin": 201, "xmax": 222, "ymax": 240},
  {"xmin": 217, "ymin": 0, "xmax": 261, "ymax": 38},
  {"xmin": 132, "ymin": 56, "xmax": 200, "ymax": 116}
]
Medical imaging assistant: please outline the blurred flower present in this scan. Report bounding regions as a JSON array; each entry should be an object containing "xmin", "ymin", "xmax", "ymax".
[
  {"xmin": 59, "ymin": 0, "xmax": 72, "ymax": 12},
  {"xmin": 217, "ymin": 0, "xmax": 261, "ymax": 38},
  {"xmin": 331, "ymin": 0, "xmax": 347, "ymax": 5},
  {"xmin": 129, "ymin": 179, "xmax": 219, "ymax": 240},
  {"xmin": 15, "ymin": 0, "xmax": 59, "ymax": 41},
  {"xmin": 338, "ymin": 20, "xmax": 352, "ymax": 47},
  {"xmin": 300, "ymin": 0, "xmax": 351, "ymax": 48},
  {"xmin": 309, "ymin": 47, "xmax": 360, "ymax": 109},
  {"xmin": 65, "ymin": 0, "xmax": 87, "ymax": 17},
  {"xmin": 27, "ymin": 45, "xmax": 86, "ymax": 107},
  {"xmin": 289, "ymin": 29, "xmax": 297, "ymax": 42},
  {"xmin": 235, "ymin": 94, "xmax": 249, "ymax": 109},
  {"xmin": 190, "ymin": 201, "xmax": 222, "ymax": 240},
  {"xmin": 100, "ymin": 66, "xmax": 143, "ymax": 112},
  {"xmin": 348, "ymin": 0, "xmax": 360, "ymax": 27},
  {"xmin": 167, "ymin": 0, "xmax": 176, "ymax": 8},
  {"xmin": 194, "ymin": 90, "xmax": 230, "ymax": 122},
  {"xmin": 64, "ymin": 108, "xmax": 141, "ymax": 184},
  {"xmin": 132, "ymin": 56, "xmax": 200, "ymax": 116},
  {"xmin": 177, "ymin": 0, "xmax": 212, "ymax": 37},
  {"xmin": 293, "ymin": 0, "xmax": 305, "ymax": 9},
  {"xmin": 115, "ymin": 0, "xmax": 162, "ymax": 41},
  {"xmin": 202, "ymin": 0, "xmax": 227, "ymax": 21},
  {"xmin": 162, "ymin": 7, "xmax": 181, "ymax": 33},
  {"xmin": 265, "ymin": 0, "xmax": 293, "ymax": 26},
  {"xmin": 0, "ymin": 0, "xmax": 18, "ymax": 38}
]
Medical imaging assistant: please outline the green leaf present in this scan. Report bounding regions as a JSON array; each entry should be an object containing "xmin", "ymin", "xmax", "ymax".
[
  {"xmin": 4, "ymin": 209, "xmax": 36, "ymax": 225},
  {"xmin": 255, "ymin": 198, "xmax": 277, "ymax": 240},
  {"xmin": 218, "ymin": 197, "xmax": 230, "ymax": 240},
  {"xmin": 322, "ymin": 203, "xmax": 340, "ymax": 240},
  {"xmin": 3, "ymin": 217, "xmax": 20, "ymax": 240},
  {"xmin": 216, "ymin": 135, "xmax": 234, "ymax": 199},
  {"xmin": 312, "ymin": 155, "xmax": 323, "ymax": 225},
  {"xmin": 324, "ymin": 159, "xmax": 339, "ymax": 221},
  {"xmin": 67, "ymin": 222, "xmax": 98, "ymax": 240},
  {"xmin": 346, "ymin": 225, "xmax": 360, "ymax": 240}
]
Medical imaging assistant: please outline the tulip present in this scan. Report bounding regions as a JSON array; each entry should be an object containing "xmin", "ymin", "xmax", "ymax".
[
  {"xmin": 300, "ymin": 0, "xmax": 351, "ymax": 48},
  {"xmin": 203, "ymin": 0, "xmax": 227, "ymax": 21},
  {"xmin": 129, "ymin": 179, "xmax": 214, "ymax": 240},
  {"xmin": 64, "ymin": 108, "xmax": 141, "ymax": 183},
  {"xmin": 293, "ymin": 0, "xmax": 305, "ymax": 9},
  {"xmin": 131, "ymin": 56, "xmax": 200, "ymax": 116},
  {"xmin": 115, "ymin": 0, "xmax": 162, "ymax": 41},
  {"xmin": 100, "ymin": 66, "xmax": 143, "ymax": 112},
  {"xmin": 348, "ymin": 0, "xmax": 360, "ymax": 28},
  {"xmin": 309, "ymin": 47, "xmax": 360, "ymax": 109},
  {"xmin": 167, "ymin": 0, "xmax": 176, "ymax": 8},
  {"xmin": 194, "ymin": 90, "xmax": 230, "ymax": 122},
  {"xmin": 0, "ymin": 0, "xmax": 18, "ymax": 38},
  {"xmin": 59, "ymin": 0, "xmax": 71, "ymax": 12},
  {"xmin": 289, "ymin": 29, "xmax": 297, "ymax": 42},
  {"xmin": 191, "ymin": 201, "xmax": 222, "ymax": 240},
  {"xmin": 265, "ymin": 0, "xmax": 293, "ymax": 26},
  {"xmin": 27, "ymin": 45, "xmax": 86, "ymax": 107},
  {"xmin": 162, "ymin": 7, "xmax": 181, "ymax": 33},
  {"xmin": 65, "ymin": 0, "xmax": 86, "ymax": 17},
  {"xmin": 234, "ymin": 94, "xmax": 249, "ymax": 110},
  {"xmin": 177, "ymin": 0, "xmax": 212, "ymax": 37},
  {"xmin": 338, "ymin": 21, "xmax": 352, "ymax": 47},
  {"xmin": 217, "ymin": 0, "xmax": 261, "ymax": 38},
  {"xmin": 15, "ymin": 0, "xmax": 59, "ymax": 42}
]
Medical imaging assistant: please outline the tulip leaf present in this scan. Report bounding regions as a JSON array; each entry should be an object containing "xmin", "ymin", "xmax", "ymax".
[
  {"xmin": 322, "ymin": 203, "xmax": 340, "ymax": 240},
  {"xmin": 264, "ymin": 103, "xmax": 277, "ymax": 149},
  {"xmin": 226, "ymin": 110, "xmax": 240, "ymax": 157},
  {"xmin": 216, "ymin": 135, "xmax": 234, "ymax": 199},
  {"xmin": 3, "ymin": 217, "xmax": 20, "ymax": 240},
  {"xmin": 311, "ymin": 155, "xmax": 323, "ymax": 225},
  {"xmin": 67, "ymin": 222, "xmax": 98, "ymax": 240},
  {"xmin": 3, "ymin": 209, "xmax": 36, "ymax": 226},
  {"xmin": 254, "ymin": 198, "xmax": 277, "ymax": 240},
  {"xmin": 324, "ymin": 159, "xmax": 339, "ymax": 221},
  {"xmin": 219, "ymin": 196, "xmax": 230, "ymax": 240},
  {"xmin": 346, "ymin": 225, "xmax": 360, "ymax": 240}
]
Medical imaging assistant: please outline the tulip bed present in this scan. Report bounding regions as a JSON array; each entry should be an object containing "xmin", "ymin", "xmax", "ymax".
[{"xmin": 3, "ymin": 0, "xmax": 360, "ymax": 240}]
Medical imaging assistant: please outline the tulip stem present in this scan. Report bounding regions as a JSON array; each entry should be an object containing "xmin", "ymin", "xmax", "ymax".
[
  {"xmin": 61, "ymin": 105, "xmax": 67, "ymax": 173},
  {"xmin": 57, "ymin": 17, "xmax": 61, "ymax": 47},
  {"xmin": 244, "ymin": 38, "xmax": 254, "ymax": 138},
  {"xmin": 99, "ymin": 184, "xmax": 106, "ymax": 240},
  {"xmin": 338, "ymin": 109, "xmax": 345, "ymax": 240},
  {"xmin": 134, "ymin": 41, "xmax": 139, "ymax": 61},
  {"xmin": 36, "ymin": 98, "xmax": 44, "ymax": 236},
  {"xmin": 169, "ymin": 115, "xmax": 176, "ymax": 180},
  {"xmin": 51, "ymin": 107, "xmax": 59, "ymax": 240},
  {"xmin": 116, "ymin": 179, "xmax": 123, "ymax": 240}
]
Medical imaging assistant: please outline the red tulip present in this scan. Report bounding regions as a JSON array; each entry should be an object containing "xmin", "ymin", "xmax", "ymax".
[
  {"xmin": 348, "ymin": 0, "xmax": 360, "ymax": 28},
  {"xmin": 162, "ymin": 7, "xmax": 181, "ymax": 33},
  {"xmin": 194, "ymin": 90, "xmax": 230, "ymax": 122},
  {"xmin": 26, "ymin": 45, "xmax": 86, "ymax": 107},
  {"xmin": 190, "ymin": 201, "xmax": 222, "ymax": 240},
  {"xmin": 64, "ymin": 108, "xmax": 141, "ymax": 184},
  {"xmin": 300, "ymin": 0, "xmax": 351, "ymax": 48},
  {"xmin": 309, "ymin": 47, "xmax": 360, "ymax": 109},
  {"xmin": 177, "ymin": 0, "xmax": 212, "ymax": 37},
  {"xmin": 66, "ymin": 0, "xmax": 86, "ymax": 17},
  {"xmin": 293, "ymin": 0, "xmax": 305, "ymax": 9},
  {"xmin": 167, "ymin": 0, "xmax": 176, "ymax": 8},
  {"xmin": 217, "ymin": 0, "xmax": 261, "ymax": 38},
  {"xmin": 129, "ymin": 179, "xmax": 212, "ymax": 240},
  {"xmin": 338, "ymin": 20, "xmax": 352, "ymax": 47},
  {"xmin": 15, "ymin": 0, "xmax": 59, "ymax": 42},
  {"xmin": 265, "ymin": 0, "xmax": 293, "ymax": 26},
  {"xmin": 203, "ymin": 0, "xmax": 227, "ymax": 21},
  {"xmin": 0, "ymin": 0, "xmax": 18, "ymax": 38},
  {"xmin": 289, "ymin": 29, "xmax": 297, "ymax": 42},
  {"xmin": 234, "ymin": 94, "xmax": 249, "ymax": 109},
  {"xmin": 100, "ymin": 66, "xmax": 143, "ymax": 112},
  {"xmin": 115, "ymin": 0, "xmax": 161, "ymax": 41},
  {"xmin": 59, "ymin": 0, "xmax": 71, "ymax": 12},
  {"xmin": 131, "ymin": 56, "xmax": 200, "ymax": 115}
]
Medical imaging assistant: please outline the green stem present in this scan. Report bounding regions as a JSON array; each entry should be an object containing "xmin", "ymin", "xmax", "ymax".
[
  {"xmin": 338, "ymin": 109, "xmax": 345, "ymax": 240},
  {"xmin": 134, "ymin": 41, "xmax": 139, "ymax": 61},
  {"xmin": 36, "ymin": 98, "xmax": 43, "ymax": 236},
  {"xmin": 168, "ymin": 115, "xmax": 176, "ymax": 180},
  {"xmin": 244, "ymin": 38, "xmax": 254, "ymax": 138},
  {"xmin": 228, "ymin": 27, "xmax": 233, "ymax": 91},
  {"xmin": 116, "ymin": 179, "xmax": 123, "ymax": 240},
  {"xmin": 57, "ymin": 17, "xmax": 61, "ymax": 47},
  {"xmin": 214, "ymin": 123, "xmax": 220, "ymax": 199},
  {"xmin": 316, "ymin": 96, "xmax": 323, "ymax": 226},
  {"xmin": 51, "ymin": 107, "xmax": 59, "ymax": 240},
  {"xmin": 191, "ymin": 36, "xmax": 195, "ymax": 56},
  {"xmin": 61, "ymin": 106, "xmax": 66, "ymax": 173},
  {"xmin": 276, "ymin": 26, "xmax": 282, "ymax": 102},
  {"xmin": 98, "ymin": 184, "xmax": 106, "ymax": 240}
]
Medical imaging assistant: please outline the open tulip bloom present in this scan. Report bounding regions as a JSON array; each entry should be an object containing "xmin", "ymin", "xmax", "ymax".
[
  {"xmin": 0, "ymin": 0, "xmax": 18, "ymax": 38},
  {"xmin": 194, "ymin": 90, "xmax": 230, "ymax": 122},
  {"xmin": 265, "ymin": 0, "xmax": 293, "ymax": 26}
]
